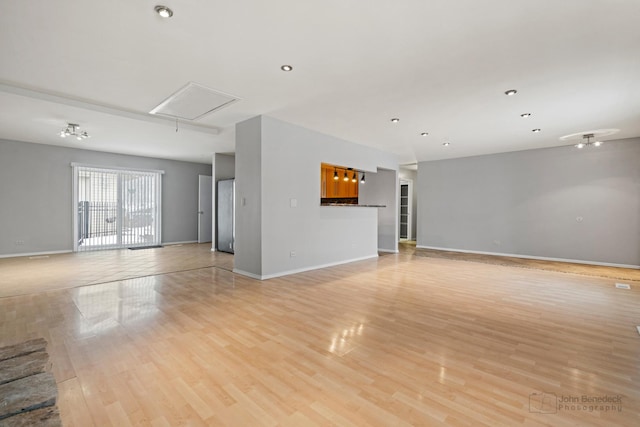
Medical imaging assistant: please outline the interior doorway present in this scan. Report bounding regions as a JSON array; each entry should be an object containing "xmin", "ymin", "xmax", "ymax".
[
  {"xmin": 198, "ymin": 175, "xmax": 212, "ymax": 243},
  {"xmin": 399, "ymin": 179, "xmax": 413, "ymax": 240}
]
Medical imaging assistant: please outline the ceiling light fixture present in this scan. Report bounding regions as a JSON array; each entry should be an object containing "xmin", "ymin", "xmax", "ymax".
[
  {"xmin": 281, "ymin": 65, "xmax": 293, "ymax": 72},
  {"xmin": 505, "ymin": 89, "xmax": 518, "ymax": 96},
  {"xmin": 574, "ymin": 133, "xmax": 602, "ymax": 149},
  {"xmin": 360, "ymin": 173, "xmax": 365, "ymax": 184},
  {"xmin": 520, "ymin": 113, "xmax": 531, "ymax": 118},
  {"xmin": 351, "ymin": 172, "xmax": 357, "ymax": 183},
  {"xmin": 59, "ymin": 123, "xmax": 90, "ymax": 140},
  {"xmin": 333, "ymin": 168, "xmax": 339, "ymax": 180},
  {"xmin": 420, "ymin": 132, "xmax": 428, "ymax": 136},
  {"xmin": 532, "ymin": 128, "xmax": 541, "ymax": 133},
  {"xmin": 343, "ymin": 170, "xmax": 349, "ymax": 182},
  {"xmin": 391, "ymin": 118, "xmax": 399, "ymax": 123},
  {"xmin": 154, "ymin": 5, "xmax": 173, "ymax": 18},
  {"xmin": 442, "ymin": 142, "xmax": 450, "ymax": 147}
]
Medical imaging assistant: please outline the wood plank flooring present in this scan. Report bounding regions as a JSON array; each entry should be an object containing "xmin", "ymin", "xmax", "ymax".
[
  {"xmin": 0, "ymin": 245, "xmax": 638, "ymax": 426},
  {"xmin": 0, "ymin": 244, "xmax": 232, "ymax": 298}
]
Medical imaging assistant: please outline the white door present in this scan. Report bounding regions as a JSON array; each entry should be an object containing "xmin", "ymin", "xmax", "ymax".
[{"xmin": 198, "ymin": 175, "xmax": 212, "ymax": 243}]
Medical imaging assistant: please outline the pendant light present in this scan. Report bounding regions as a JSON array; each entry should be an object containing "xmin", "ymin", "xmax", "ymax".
[
  {"xmin": 333, "ymin": 168, "xmax": 339, "ymax": 180},
  {"xmin": 351, "ymin": 171, "xmax": 357, "ymax": 182},
  {"xmin": 343, "ymin": 170, "xmax": 349, "ymax": 182},
  {"xmin": 360, "ymin": 173, "xmax": 365, "ymax": 184}
]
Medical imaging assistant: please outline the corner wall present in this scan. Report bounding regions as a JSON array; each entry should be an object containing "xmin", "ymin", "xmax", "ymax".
[
  {"xmin": 234, "ymin": 115, "xmax": 398, "ymax": 279},
  {"xmin": 0, "ymin": 139, "xmax": 212, "ymax": 257},
  {"xmin": 416, "ymin": 137, "xmax": 640, "ymax": 267},
  {"xmin": 359, "ymin": 168, "xmax": 399, "ymax": 252}
]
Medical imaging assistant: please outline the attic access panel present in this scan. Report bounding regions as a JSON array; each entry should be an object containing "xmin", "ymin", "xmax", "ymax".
[{"xmin": 149, "ymin": 82, "xmax": 240, "ymax": 121}]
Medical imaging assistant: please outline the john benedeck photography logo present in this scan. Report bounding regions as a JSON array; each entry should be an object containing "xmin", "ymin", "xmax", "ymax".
[{"xmin": 529, "ymin": 392, "xmax": 623, "ymax": 414}]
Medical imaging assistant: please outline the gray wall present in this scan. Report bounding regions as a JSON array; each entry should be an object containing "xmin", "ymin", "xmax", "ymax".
[
  {"xmin": 0, "ymin": 139, "xmax": 211, "ymax": 256},
  {"xmin": 359, "ymin": 168, "xmax": 399, "ymax": 252},
  {"xmin": 399, "ymin": 168, "xmax": 417, "ymax": 240},
  {"xmin": 417, "ymin": 137, "xmax": 640, "ymax": 267},
  {"xmin": 234, "ymin": 115, "xmax": 398, "ymax": 279},
  {"xmin": 234, "ymin": 116, "xmax": 263, "ymax": 276}
]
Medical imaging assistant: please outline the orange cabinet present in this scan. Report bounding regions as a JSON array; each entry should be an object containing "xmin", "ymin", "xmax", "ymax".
[{"xmin": 321, "ymin": 163, "xmax": 358, "ymax": 199}]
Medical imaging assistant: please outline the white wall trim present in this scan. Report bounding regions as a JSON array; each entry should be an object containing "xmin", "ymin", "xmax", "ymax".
[
  {"xmin": 234, "ymin": 254, "xmax": 379, "ymax": 280},
  {"xmin": 416, "ymin": 245, "xmax": 640, "ymax": 270},
  {"xmin": 162, "ymin": 240, "xmax": 198, "ymax": 245},
  {"xmin": 0, "ymin": 250, "xmax": 73, "ymax": 259},
  {"xmin": 232, "ymin": 269, "xmax": 263, "ymax": 280},
  {"xmin": 70, "ymin": 162, "xmax": 165, "ymax": 174},
  {"xmin": 378, "ymin": 249, "xmax": 399, "ymax": 253}
]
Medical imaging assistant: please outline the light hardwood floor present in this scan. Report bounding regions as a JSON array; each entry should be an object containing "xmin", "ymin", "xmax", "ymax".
[{"xmin": 0, "ymin": 244, "xmax": 638, "ymax": 426}]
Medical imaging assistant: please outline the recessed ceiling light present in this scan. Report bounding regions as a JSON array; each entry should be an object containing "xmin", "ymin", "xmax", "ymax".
[
  {"xmin": 505, "ymin": 89, "xmax": 518, "ymax": 96},
  {"xmin": 442, "ymin": 142, "xmax": 450, "ymax": 146},
  {"xmin": 532, "ymin": 128, "xmax": 541, "ymax": 133},
  {"xmin": 154, "ymin": 5, "xmax": 173, "ymax": 18},
  {"xmin": 520, "ymin": 113, "xmax": 531, "ymax": 118},
  {"xmin": 391, "ymin": 118, "xmax": 400, "ymax": 123},
  {"xmin": 420, "ymin": 132, "xmax": 428, "ymax": 136},
  {"xmin": 281, "ymin": 65, "xmax": 293, "ymax": 72}
]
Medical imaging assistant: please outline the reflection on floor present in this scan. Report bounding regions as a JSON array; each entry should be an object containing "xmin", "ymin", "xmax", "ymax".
[
  {"xmin": 0, "ymin": 243, "xmax": 232, "ymax": 298},
  {"xmin": 0, "ymin": 244, "xmax": 638, "ymax": 426}
]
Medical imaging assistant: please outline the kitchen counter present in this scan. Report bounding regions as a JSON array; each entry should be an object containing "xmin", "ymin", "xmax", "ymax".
[{"xmin": 321, "ymin": 203, "xmax": 386, "ymax": 207}]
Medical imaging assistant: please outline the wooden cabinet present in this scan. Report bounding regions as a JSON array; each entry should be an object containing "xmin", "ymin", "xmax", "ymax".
[{"xmin": 321, "ymin": 163, "xmax": 358, "ymax": 199}]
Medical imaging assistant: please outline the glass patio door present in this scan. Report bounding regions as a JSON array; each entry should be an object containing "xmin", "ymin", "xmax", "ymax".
[{"xmin": 73, "ymin": 164, "xmax": 163, "ymax": 251}]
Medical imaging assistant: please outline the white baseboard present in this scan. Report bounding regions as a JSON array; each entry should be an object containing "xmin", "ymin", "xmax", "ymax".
[
  {"xmin": 232, "ymin": 269, "xmax": 263, "ymax": 280},
  {"xmin": 162, "ymin": 240, "xmax": 198, "ymax": 246},
  {"xmin": 378, "ymin": 248, "xmax": 399, "ymax": 253},
  {"xmin": 415, "ymin": 245, "xmax": 640, "ymax": 270},
  {"xmin": 233, "ymin": 254, "xmax": 379, "ymax": 280},
  {"xmin": 0, "ymin": 250, "xmax": 72, "ymax": 259}
]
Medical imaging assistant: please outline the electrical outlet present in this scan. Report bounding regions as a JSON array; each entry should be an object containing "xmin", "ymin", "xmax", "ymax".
[{"xmin": 290, "ymin": 251, "xmax": 296, "ymax": 258}]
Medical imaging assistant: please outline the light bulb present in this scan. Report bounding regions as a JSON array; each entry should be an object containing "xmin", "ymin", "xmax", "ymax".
[
  {"xmin": 155, "ymin": 6, "xmax": 173, "ymax": 18},
  {"xmin": 575, "ymin": 143, "xmax": 585, "ymax": 149},
  {"xmin": 594, "ymin": 141, "xmax": 602, "ymax": 147}
]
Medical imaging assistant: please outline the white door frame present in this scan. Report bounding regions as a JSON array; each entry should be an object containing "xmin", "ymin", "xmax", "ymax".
[{"xmin": 198, "ymin": 175, "xmax": 213, "ymax": 243}]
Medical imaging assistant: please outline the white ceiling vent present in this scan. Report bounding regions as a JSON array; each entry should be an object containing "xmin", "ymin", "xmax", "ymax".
[{"xmin": 149, "ymin": 82, "xmax": 240, "ymax": 120}]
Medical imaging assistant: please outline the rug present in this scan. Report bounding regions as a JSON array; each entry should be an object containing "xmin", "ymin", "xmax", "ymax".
[
  {"xmin": 0, "ymin": 338, "xmax": 61, "ymax": 426},
  {"xmin": 413, "ymin": 248, "xmax": 640, "ymax": 282}
]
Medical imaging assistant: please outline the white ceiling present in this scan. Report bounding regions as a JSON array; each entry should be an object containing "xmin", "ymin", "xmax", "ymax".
[{"xmin": 1, "ymin": 0, "xmax": 639, "ymax": 165}]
